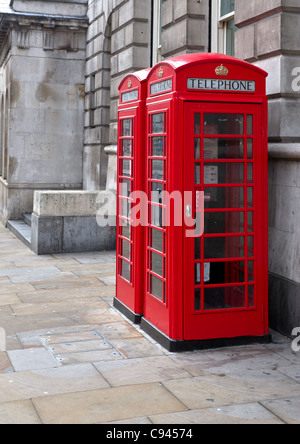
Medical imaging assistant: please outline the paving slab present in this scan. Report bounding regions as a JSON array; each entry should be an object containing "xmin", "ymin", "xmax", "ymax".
[
  {"xmin": 0, "ymin": 363, "xmax": 110, "ymax": 403},
  {"xmin": 94, "ymin": 356, "xmax": 191, "ymax": 387},
  {"xmin": 17, "ymin": 285, "xmax": 115, "ymax": 304},
  {"xmin": 149, "ymin": 403, "xmax": 285, "ymax": 424},
  {"xmin": 0, "ymin": 352, "xmax": 14, "ymax": 374},
  {"xmin": 0, "ymin": 293, "xmax": 22, "ymax": 306},
  {"xmin": 277, "ymin": 364, "xmax": 300, "ymax": 383},
  {"xmin": 261, "ymin": 397, "xmax": 300, "ymax": 424},
  {"xmin": 169, "ymin": 346, "xmax": 295, "ymax": 377},
  {"xmin": 0, "ymin": 400, "xmax": 41, "ymax": 424},
  {"xmin": 95, "ymin": 322, "xmax": 143, "ymax": 340},
  {"xmin": 162, "ymin": 370, "xmax": 300, "ymax": 410},
  {"xmin": 10, "ymin": 298, "xmax": 108, "ymax": 317},
  {"xmin": 8, "ymin": 348, "xmax": 58, "ymax": 372},
  {"xmin": 32, "ymin": 382, "xmax": 188, "ymax": 424},
  {"xmin": 109, "ymin": 337, "xmax": 164, "ymax": 359}
]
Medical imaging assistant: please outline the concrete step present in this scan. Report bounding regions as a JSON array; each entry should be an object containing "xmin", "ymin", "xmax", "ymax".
[
  {"xmin": 22, "ymin": 213, "xmax": 32, "ymax": 227},
  {"xmin": 7, "ymin": 220, "xmax": 32, "ymax": 249}
]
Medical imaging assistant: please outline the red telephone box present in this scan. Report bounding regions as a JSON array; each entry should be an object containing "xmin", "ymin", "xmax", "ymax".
[
  {"xmin": 140, "ymin": 54, "xmax": 270, "ymax": 351},
  {"xmin": 114, "ymin": 68, "xmax": 150, "ymax": 323}
]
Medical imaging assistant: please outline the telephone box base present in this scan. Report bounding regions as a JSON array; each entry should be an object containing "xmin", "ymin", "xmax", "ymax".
[
  {"xmin": 140, "ymin": 318, "xmax": 272, "ymax": 353},
  {"xmin": 113, "ymin": 297, "xmax": 143, "ymax": 324}
]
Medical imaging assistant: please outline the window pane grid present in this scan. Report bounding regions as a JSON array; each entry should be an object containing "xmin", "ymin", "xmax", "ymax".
[
  {"xmin": 147, "ymin": 112, "xmax": 167, "ymax": 304},
  {"xmin": 118, "ymin": 118, "xmax": 134, "ymax": 284},
  {"xmin": 193, "ymin": 110, "xmax": 256, "ymax": 313}
]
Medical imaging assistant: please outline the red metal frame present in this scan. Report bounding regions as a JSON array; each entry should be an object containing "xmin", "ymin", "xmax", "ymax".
[
  {"xmin": 141, "ymin": 54, "xmax": 268, "ymax": 344},
  {"xmin": 183, "ymin": 101, "xmax": 267, "ymax": 340},
  {"xmin": 115, "ymin": 69, "xmax": 150, "ymax": 320}
]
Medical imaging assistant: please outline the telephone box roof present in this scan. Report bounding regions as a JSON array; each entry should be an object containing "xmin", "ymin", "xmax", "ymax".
[{"xmin": 150, "ymin": 53, "xmax": 268, "ymax": 78}]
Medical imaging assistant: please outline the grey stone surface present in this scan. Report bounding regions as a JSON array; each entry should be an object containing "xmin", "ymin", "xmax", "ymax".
[{"xmin": 31, "ymin": 214, "xmax": 116, "ymax": 255}]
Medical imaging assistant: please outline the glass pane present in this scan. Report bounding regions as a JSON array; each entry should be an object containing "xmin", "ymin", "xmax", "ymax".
[
  {"xmin": 151, "ymin": 160, "xmax": 164, "ymax": 180},
  {"xmin": 152, "ymin": 136, "xmax": 164, "ymax": 156},
  {"xmin": 247, "ymin": 212, "xmax": 253, "ymax": 232},
  {"xmin": 195, "ymin": 288, "xmax": 201, "ymax": 311},
  {"xmin": 204, "ymin": 187, "xmax": 244, "ymax": 209},
  {"xmin": 194, "ymin": 138, "xmax": 201, "ymax": 159},
  {"xmin": 195, "ymin": 263, "xmax": 201, "ymax": 285},
  {"xmin": 226, "ymin": 19, "xmax": 236, "ymax": 56},
  {"xmin": 150, "ymin": 275, "xmax": 163, "ymax": 301},
  {"xmin": 152, "ymin": 113, "xmax": 164, "ymax": 134},
  {"xmin": 247, "ymin": 164, "xmax": 253, "ymax": 183},
  {"xmin": 194, "ymin": 113, "xmax": 201, "ymax": 134},
  {"xmin": 221, "ymin": 0, "xmax": 235, "ymax": 17},
  {"xmin": 204, "ymin": 163, "xmax": 244, "ymax": 184},
  {"xmin": 151, "ymin": 204, "xmax": 163, "ymax": 228},
  {"xmin": 122, "ymin": 139, "xmax": 132, "ymax": 157},
  {"xmin": 247, "ymin": 140, "xmax": 253, "ymax": 159},
  {"xmin": 248, "ymin": 236, "xmax": 254, "ymax": 257},
  {"xmin": 247, "ymin": 115, "xmax": 253, "ymax": 135},
  {"xmin": 248, "ymin": 261, "xmax": 254, "ymax": 282},
  {"xmin": 247, "ymin": 187, "xmax": 253, "ymax": 207},
  {"xmin": 205, "ymin": 211, "xmax": 245, "ymax": 234},
  {"xmin": 120, "ymin": 198, "xmax": 129, "ymax": 218},
  {"xmin": 195, "ymin": 164, "xmax": 201, "ymax": 184},
  {"xmin": 121, "ymin": 221, "xmax": 131, "ymax": 240},
  {"xmin": 119, "ymin": 179, "xmax": 131, "ymax": 197},
  {"xmin": 204, "ymin": 236, "xmax": 245, "ymax": 259},
  {"xmin": 121, "ymin": 260, "xmax": 130, "ymax": 281},
  {"xmin": 204, "ymin": 139, "xmax": 244, "ymax": 159},
  {"xmin": 151, "ymin": 251, "xmax": 163, "ymax": 277},
  {"xmin": 121, "ymin": 159, "xmax": 131, "ymax": 177},
  {"xmin": 203, "ymin": 261, "xmax": 245, "ymax": 285},
  {"xmin": 195, "ymin": 237, "xmax": 201, "ymax": 260},
  {"xmin": 122, "ymin": 119, "xmax": 132, "ymax": 137},
  {"xmin": 248, "ymin": 285, "xmax": 254, "ymax": 307},
  {"xmin": 151, "ymin": 229, "xmax": 163, "ymax": 252},
  {"xmin": 204, "ymin": 114, "xmax": 244, "ymax": 135},
  {"xmin": 151, "ymin": 182, "xmax": 164, "ymax": 204},
  {"xmin": 204, "ymin": 286, "xmax": 246, "ymax": 311},
  {"xmin": 121, "ymin": 239, "xmax": 130, "ymax": 260}
]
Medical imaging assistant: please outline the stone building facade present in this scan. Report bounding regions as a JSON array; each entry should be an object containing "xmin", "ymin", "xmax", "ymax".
[
  {"xmin": 0, "ymin": 0, "xmax": 88, "ymax": 223},
  {"xmin": 0, "ymin": 0, "xmax": 299, "ymax": 337}
]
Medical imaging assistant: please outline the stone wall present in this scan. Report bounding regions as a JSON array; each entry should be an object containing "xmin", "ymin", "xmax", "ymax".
[
  {"xmin": 84, "ymin": 0, "xmax": 151, "ymax": 190},
  {"xmin": 31, "ymin": 190, "xmax": 116, "ymax": 254},
  {"xmin": 0, "ymin": 6, "xmax": 88, "ymax": 223},
  {"xmin": 235, "ymin": 0, "xmax": 300, "ymax": 336},
  {"xmin": 161, "ymin": 0, "xmax": 209, "ymax": 58}
]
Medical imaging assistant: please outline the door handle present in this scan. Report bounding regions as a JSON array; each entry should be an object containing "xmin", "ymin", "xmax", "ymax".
[{"xmin": 186, "ymin": 205, "xmax": 192, "ymax": 218}]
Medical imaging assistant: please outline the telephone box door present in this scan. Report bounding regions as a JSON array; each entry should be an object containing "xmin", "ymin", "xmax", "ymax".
[{"xmin": 184, "ymin": 102, "xmax": 268, "ymax": 341}]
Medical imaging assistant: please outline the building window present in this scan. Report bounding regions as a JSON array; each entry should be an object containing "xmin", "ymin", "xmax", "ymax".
[
  {"xmin": 152, "ymin": 0, "xmax": 164, "ymax": 65},
  {"xmin": 211, "ymin": 0, "xmax": 236, "ymax": 56}
]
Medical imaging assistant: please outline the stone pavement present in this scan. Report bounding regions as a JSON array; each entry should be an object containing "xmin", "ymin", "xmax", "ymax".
[{"xmin": 0, "ymin": 224, "xmax": 300, "ymax": 424}]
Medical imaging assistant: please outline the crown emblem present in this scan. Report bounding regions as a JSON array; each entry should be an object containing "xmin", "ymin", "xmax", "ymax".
[
  {"xmin": 215, "ymin": 64, "xmax": 229, "ymax": 76},
  {"xmin": 127, "ymin": 79, "xmax": 132, "ymax": 89},
  {"xmin": 158, "ymin": 67, "xmax": 164, "ymax": 79}
]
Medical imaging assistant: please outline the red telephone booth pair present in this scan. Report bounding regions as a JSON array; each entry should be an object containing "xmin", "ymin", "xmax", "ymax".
[{"xmin": 114, "ymin": 54, "xmax": 271, "ymax": 351}]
